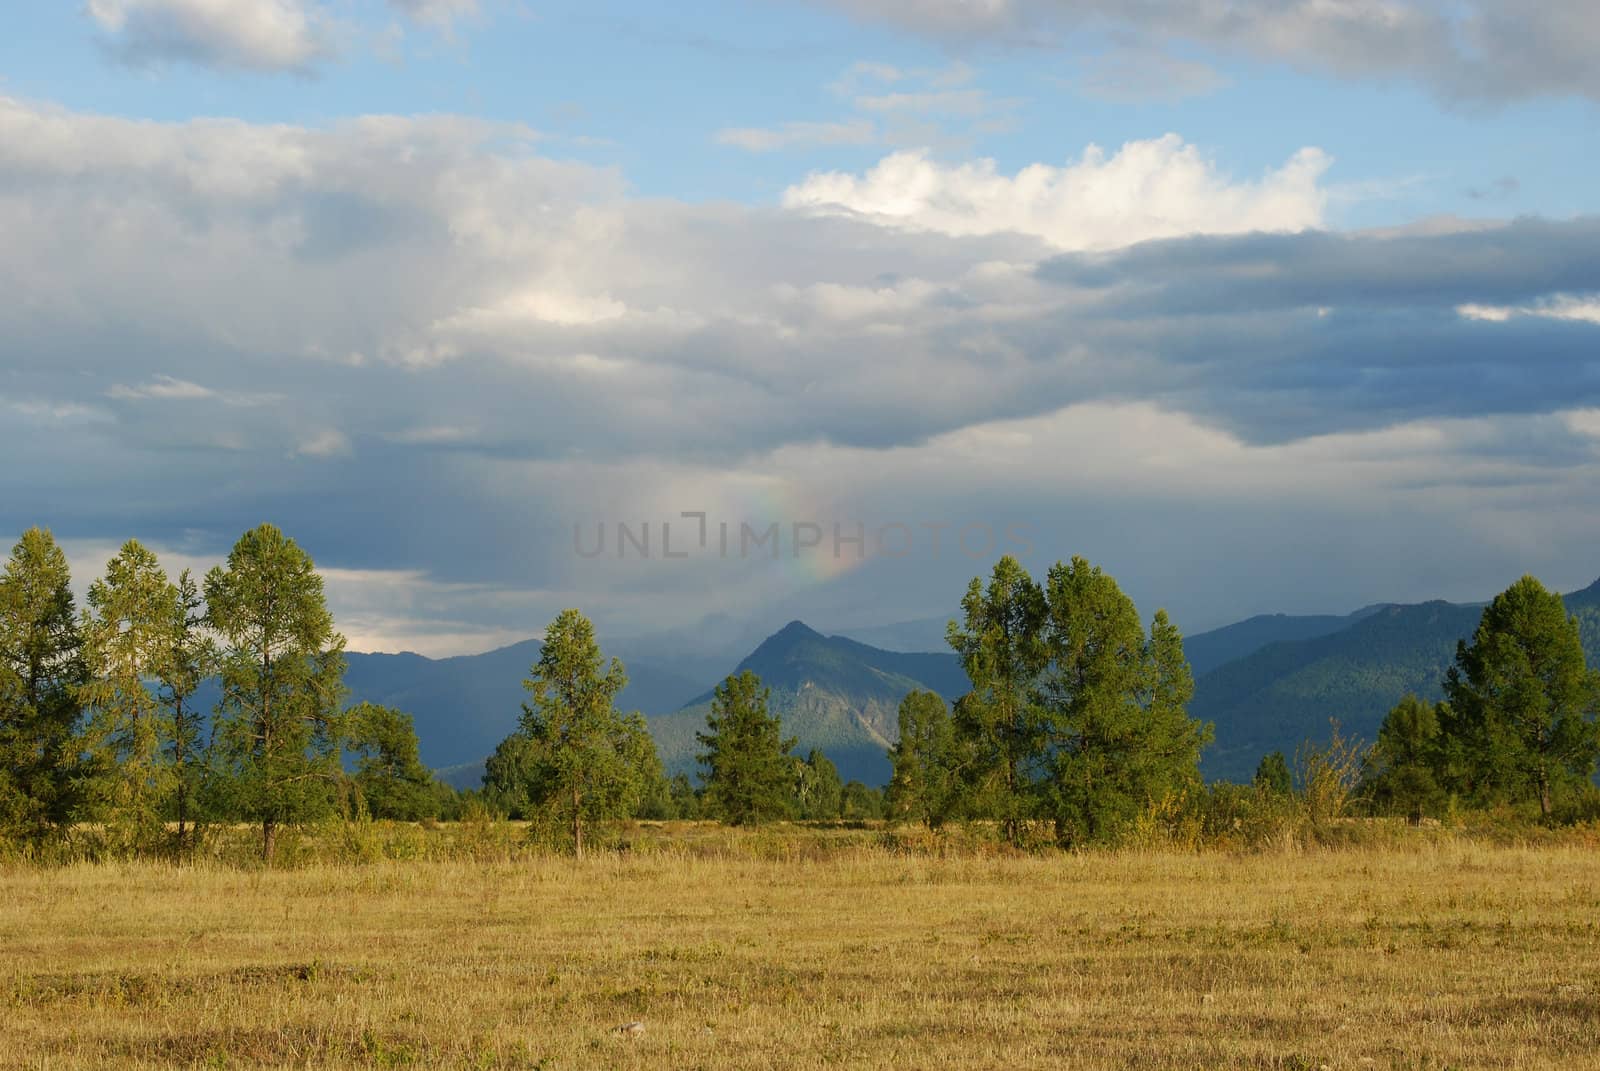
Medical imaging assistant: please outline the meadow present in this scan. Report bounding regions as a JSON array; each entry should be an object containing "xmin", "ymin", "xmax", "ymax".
[{"xmin": 4, "ymin": 825, "xmax": 1600, "ymax": 1069}]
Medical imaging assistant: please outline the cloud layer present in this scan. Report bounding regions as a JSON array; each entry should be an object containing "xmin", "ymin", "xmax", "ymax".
[
  {"xmin": 4, "ymin": 96, "xmax": 1599, "ymax": 649},
  {"xmin": 815, "ymin": 0, "xmax": 1600, "ymax": 104}
]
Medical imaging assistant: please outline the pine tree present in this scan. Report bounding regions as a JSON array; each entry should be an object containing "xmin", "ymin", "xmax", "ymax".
[
  {"xmin": 697, "ymin": 670, "xmax": 796, "ymax": 826},
  {"xmin": 886, "ymin": 689, "xmax": 955, "ymax": 826},
  {"xmin": 1362, "ymin": 694, "xmax": 1446, "ymax": 823},
  {"xmin": 205, "ymin": 524, "xmax": 347, "ymax": 863},
  {"xmin": 345, "ymin": 703, "xmax": 439, "ymax": 820},
  {"xmin": 1443, "ymin": 575, "xmax": 1600, "ymax": 816},
  {"xmin": 1038, "ymin": 558, "xmax": 1211, "ymax": 846},
  {"xmin": 80, "ymin": 539, "xmax": 180, "ymax": 854},
  {"xmin": 158, "ymin": 570, "xmax": 215, "ymax": 851},
  {"xmin": 0, "ymin": 528, "xmax": 88, "ymax": 844},
  {"xmin": 510, "ymin": 609, "xmax": 655, "ymax": 856},
  {"xmin": 947, "ymin": 556, "xmax": 1049, "ymax": 845}
]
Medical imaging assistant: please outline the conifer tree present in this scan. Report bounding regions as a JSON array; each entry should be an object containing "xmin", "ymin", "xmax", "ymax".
[
  {"xmin": 205, "ymin": 524, "xmax": 347, "ymax": 863},
  {"xmin": 947, "ymin": 556, "xmax": 1049, "ymax": 845},
  {"xmin": 509, "ymin": 609, "xmax": 655, "ymax": 856},
  {"xmin": 81, "ymin": 539, "xmax": 180, "ymax": 853},
  {"xmin": 1038, "ymin": 559, "xmax": 1211, "ymax": 845},
  {"xmin": 1443, "ymin": 575, "xmax": 1600, "ymax": 815},
  {"xmin": 1362, "ymin": 694, "xmax": 1446, "ymax": 823},
  {"xmin": 345, "ymin": 703, "xmax": 438, "ymax": 820},
  {"xmin": 159, "ymin": 570, "xmax": 215, "ymax": 850},
  {"xmin": 0, "ymin": 528, "xmax": 88, "ymax": 843},
  {"xmin": 698, "ymin": 670, "xmax": 796, "ymax": 825},
  {"xmin": 886, "ymin": 689, "xmax": 956, "ymax": 827}
]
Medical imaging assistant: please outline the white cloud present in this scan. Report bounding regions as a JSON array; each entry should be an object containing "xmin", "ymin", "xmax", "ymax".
[
  {"xmin": 86, "ymin": 0, "xmax": 334, "ymax": 73},
  {"xmin": 783, "ymin": 135, "xmax": 1330, "ymax": 251},
  {"xmin": 1458, "ymin": 294, "xmax": 1600, "ymax": 325}
]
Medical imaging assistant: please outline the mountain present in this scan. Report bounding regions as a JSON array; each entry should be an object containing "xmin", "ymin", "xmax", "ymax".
[
  {"xmin": 1182, "ymin": 608, "xmax": 1385, "ymax": 677},
  {"xmin": 646, "ymin": 621, "xmax": 968, "ymax": 785},
  {"xmin": 342, "ymin": 638, "xmax": 711, "ymax": 772},
  {"xmin": 341, "ymin": 577, "xmax": 1600, "ymax": 792},
  {"xmin": 1192, "ymin": 579, "xmax": 1600, "ymax": 782}
]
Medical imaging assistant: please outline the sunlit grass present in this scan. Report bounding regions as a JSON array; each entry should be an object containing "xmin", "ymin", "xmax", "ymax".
[{"xmin": 3, "ymin": 828, "xmax": 1599, "ymax": 1068}]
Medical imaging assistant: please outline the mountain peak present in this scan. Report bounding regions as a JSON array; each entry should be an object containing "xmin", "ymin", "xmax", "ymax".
[{"xmin": 759, "ymin": 620, "xmax": 825, "ymax": 649}]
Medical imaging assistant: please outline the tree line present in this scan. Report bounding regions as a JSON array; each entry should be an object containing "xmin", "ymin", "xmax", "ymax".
[
  {"xmin": 0, "ymin": 525, "xmax": 443, "ymax": 862},
  {"xmin": 6, "ymin": 523, "xmax": 1598, "ymax": 862}
]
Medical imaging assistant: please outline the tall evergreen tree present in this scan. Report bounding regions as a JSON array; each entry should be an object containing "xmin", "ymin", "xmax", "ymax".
[
  {"xmin": 345, "ymin": 703, "xmax": 438, "ymax": 820},
  {"xmin": 1443, "ymin": 575, "xmax": 1600, "ymax": 816},
  {"xmin": 947, "ymin": 556, "xmax": 1049, "ymax": 845},
  {"xmin": 508, "ymin": 609, "xmax": 655, "ymax": 856},
  {"xmin": 80, "ymin": 540, "xmax": 180, "ymax": 854},
  {"xmin": 1362, "ymin": 694, "xmax": 1446, "ymax": 823},
  {"xmin": 697, "ymin": 670, "xmax": 796, "ymax": 826},
  {"xmin": 1038, "ymin": 559, "xmax": 1211, "ymax": 845},
  {"xmin": 886, "ymin": 689, "xmax": 956, "ymax": 827},
  {"xmin": 205, "ymin": 524, "xmax": 347, "ymax": 863},
  {"xmin": 158, "ymin": 570, "xmax": 214, "ymax": 850},
  {"xmin": 0, "ymin": 528, "xmax": 88, "ymax": 843}
]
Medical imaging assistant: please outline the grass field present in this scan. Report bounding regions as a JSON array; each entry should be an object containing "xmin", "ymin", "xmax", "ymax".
[{"xmin": 4, "ymin": 829, "xmax": 1599, "ymax": 1069}]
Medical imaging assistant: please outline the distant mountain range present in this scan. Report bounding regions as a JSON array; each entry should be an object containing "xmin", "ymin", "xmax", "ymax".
[
  {"xmin": 645, "ymin": 621, "xmax": 971, "ymax": 784},
  {"xmin": 342, "ymin": 577, "xmax": 1600, "ymax": 790}
]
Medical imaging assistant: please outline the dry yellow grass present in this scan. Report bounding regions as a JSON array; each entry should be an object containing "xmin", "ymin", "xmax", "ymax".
[{"xmin": 3, "ymin": 832, "xmax": 1599, "ymax": 1069}]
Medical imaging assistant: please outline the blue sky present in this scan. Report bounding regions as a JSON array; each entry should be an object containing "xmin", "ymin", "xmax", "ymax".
[{"xmin": 2, "ymin": 1, "xmax": 1599, "ymax": 654}]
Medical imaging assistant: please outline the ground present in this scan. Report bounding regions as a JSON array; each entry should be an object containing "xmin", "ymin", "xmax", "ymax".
[{"xmin": 3, "ymin": 831, "xmax": 1599, "ymax": 1068}]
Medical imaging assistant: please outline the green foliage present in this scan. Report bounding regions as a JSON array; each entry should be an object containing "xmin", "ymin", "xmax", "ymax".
[
  {"xmin": 1253, "ymin": 751, "xmax": 1293, "ymax": 796},
  {"xmin": 205, "ymin": 524, "xmax": 348, "ymax": 863},
  {"xmin": 947, "ymin": 556, "xmax": 1050, "ymax": 844},
  {"xmin": 945, "ymin": 555, "xmax": 1212, "ymax": 847},
  {"xmin": 1361, "ymin": 694, "xmax": 1446, "ymax": 823},
  {"xmin": 80, "ymin": 539, "xmax": 182, "ymax": 854},
  {"xmin": 345, "ymin": 703, "xmax": 441, "ymax": 820},
  {"xmin": 1443, "ymin": 576, "xmax": 1600, "ymax": 816},
  {"xmin": 0, "ymin": 528, "xmax": 89, "ymax": 844},
  {"xmin": 1038, "ymin": 559, "xmax": 1213, "ymax": 846},
  {"xmin": 698, "ymin": 670, "xmax": 797, "ymax": 825},
  {"xmin": 159, "ymin": 570, "xmax": 215, "ymax": 850},
  {"xmin": 886, "ymin": 689, "xmax": 955, "ymax": 826},
  {"xmin": 488, "ymin": 609, "xmax": 659, "ymax": 854},
  {"xmin": 666, "ymin": 772, "xmax": 702, "ymax": 819},
  {"xmin": 793, "ymin": 749, "xmax": 843, "ymax": 820},
  {"xmin": 840, "ymin": 780, "xmax": 885, "ymax": 821}
]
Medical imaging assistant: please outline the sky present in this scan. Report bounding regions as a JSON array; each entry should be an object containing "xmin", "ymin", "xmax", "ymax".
[{"xmin": 2, "ymin": 0, "xmax": 1598, "ymax": 656}]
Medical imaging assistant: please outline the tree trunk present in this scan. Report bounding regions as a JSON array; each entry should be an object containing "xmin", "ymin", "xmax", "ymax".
[
  {"xmin": 263, "ymin": 819, "xmax": 277, "ymax": 864},
  {"xmin": 1539, "ymin": 771, "xmax": 1552, "ymax": 818},
  {"xmin": 572, "ymin": 787, "xmax": 583, "ymax": 860}
]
